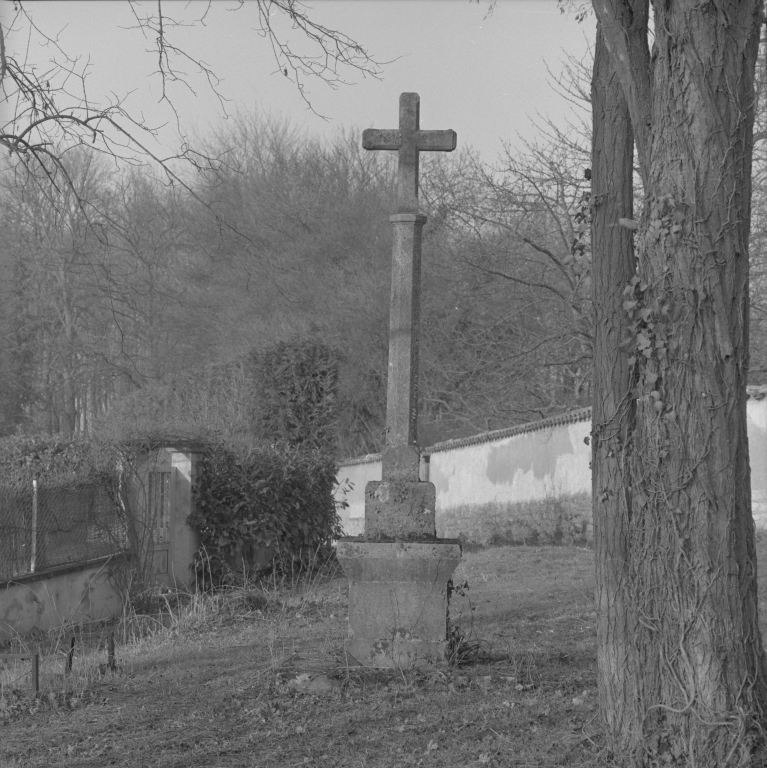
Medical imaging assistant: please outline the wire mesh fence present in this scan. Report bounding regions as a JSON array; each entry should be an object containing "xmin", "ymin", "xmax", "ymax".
[{"xmin": 0, "ymin": 482, "xmax": 128, "ymax": 581}]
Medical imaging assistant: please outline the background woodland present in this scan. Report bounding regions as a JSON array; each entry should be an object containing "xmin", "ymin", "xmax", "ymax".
[{"xmin": 3, "ymin": 53, "xmax": 767, "ymax": 457}]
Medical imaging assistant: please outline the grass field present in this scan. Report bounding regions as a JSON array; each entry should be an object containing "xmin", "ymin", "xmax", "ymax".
[{"xmin": 1, "ymin": 539, "xmax": 766, "ymax": 768}]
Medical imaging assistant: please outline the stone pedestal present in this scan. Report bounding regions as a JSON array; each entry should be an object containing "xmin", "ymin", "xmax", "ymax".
[{"xmin": 337, "ymin": 539, "xmax": 461, "ymax": 668}]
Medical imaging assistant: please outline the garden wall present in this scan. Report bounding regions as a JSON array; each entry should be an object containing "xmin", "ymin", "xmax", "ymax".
[
  {"xmin": 0, "ymin": 554, "xmax": 127, "ymax": 641},
  {"xmin": 336, "ymin": 386, "xmax": 767, "ymax": 545}
]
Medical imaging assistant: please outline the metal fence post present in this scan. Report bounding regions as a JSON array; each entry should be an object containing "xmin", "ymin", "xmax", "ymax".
[{"xmin": 30, "ymin": 478, "xmax": 37, "ymax": 573}]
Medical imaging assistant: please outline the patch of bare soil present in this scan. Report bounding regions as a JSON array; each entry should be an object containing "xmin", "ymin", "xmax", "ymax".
[{"xmin": 0, "ymin": 541, "xmax": 764, "ymax": 767}]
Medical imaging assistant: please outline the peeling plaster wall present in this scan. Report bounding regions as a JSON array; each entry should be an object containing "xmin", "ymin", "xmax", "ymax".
[
  {"xmin": 429, "ymin": 417, "xmax": 592, "ymax": 545},
  {"xmin": 749, "ymin": 395, "xmax": 767, "ymax": 529},
  {"xmin": 335, "ymin": 457, "xmax": 382, "ymax": 537},
  {"xmin": 0, "ymin": 556, "xmax": 125, "ymax": 641},
  {"xmin": 337, "ymin": 391, "xmax": 767, "ymax": 545}
]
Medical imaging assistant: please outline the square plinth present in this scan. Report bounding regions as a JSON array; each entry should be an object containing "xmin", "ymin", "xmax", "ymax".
[
  {"xmin": 337, "ymin": 539, "xmax": 462, "ymax": 668},
  {"xmin": 364, "ymin": 480, "xmax": 436, "ymax": 539}
]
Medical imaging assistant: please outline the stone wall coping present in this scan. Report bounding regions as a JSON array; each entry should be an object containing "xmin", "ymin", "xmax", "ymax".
[
  {"xmin": 0, "ymin": 551, "xmax": 130, "ymax": 590},
  {"xmin": 339, "ymin": 408, "xmax": 592, "ymax": 466},
  {"xmin": 339, "ymin": 387, "xmax": 767, "ymax": 468},
  {"xmin": 426, "ymin": 407, "xmax": 593, "ymax": 455},
  {"xmin": 338, "ymin": 453, "xmax": 384, "ymax": 468}
]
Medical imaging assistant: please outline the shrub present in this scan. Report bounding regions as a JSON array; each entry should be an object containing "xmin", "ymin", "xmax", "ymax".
[
  {"xmin": 190, "ymin": 441, "xmax": 343, "ymax": 586},
  {"xmin": 249, "ymin": 339, "xmax": 340, "ymax": 452},
  {"xmin": 0, "ymin": 434, "xmax": 94, "ymax": 488}
]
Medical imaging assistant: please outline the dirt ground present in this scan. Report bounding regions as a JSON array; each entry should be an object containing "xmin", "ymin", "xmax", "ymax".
[{"xmin": 0, "ymin": 541, "xmax": 764, "ymax": 768}]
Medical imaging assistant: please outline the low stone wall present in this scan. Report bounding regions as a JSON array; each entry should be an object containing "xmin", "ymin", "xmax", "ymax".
[
  {"xmin": 427, "ymin": 410, "xmax": 592, "ymax": 544},
  {"xmin": 0, "ymin": 554, "xmax": 127, "ymax": 641},
  {"xmin": 336, "ymin": 388, "xmax": 767, "ymax": 546},
  {"xmin": 437, "ymin": 494, "xmax": 592, "ymax": 546}
]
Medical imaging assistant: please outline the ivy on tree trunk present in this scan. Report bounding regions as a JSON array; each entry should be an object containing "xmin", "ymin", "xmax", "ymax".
[{"xmin": 592, "ymin": 1, "xmax": 767, "ymax": 765}]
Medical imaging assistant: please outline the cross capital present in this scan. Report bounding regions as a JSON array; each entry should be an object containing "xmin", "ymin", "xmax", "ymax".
[{"xmin": 363, "ymin": 92, "xmax": 456, "ymax": 214}]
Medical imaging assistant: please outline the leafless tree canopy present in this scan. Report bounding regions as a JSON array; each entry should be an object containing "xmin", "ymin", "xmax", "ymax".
[{"xmin": 0, "ymin": 1, "xmax": 382, "ymax": 205}]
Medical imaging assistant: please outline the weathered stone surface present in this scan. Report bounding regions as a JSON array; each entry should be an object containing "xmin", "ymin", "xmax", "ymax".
[
  {"xmin": 363, "ymin": 92, "xmax": 456, "ymax": 494},
  {"xmin": 336, "ymin": 540, "xmax": 462, "ymax": 668},
  {"xmin": 341, "ymin": 94, "xmax": 460, "ymax": 668},
  {"xmin": 383, "ymin": 214, "xmax": 427, "ymax": 482},
  {"xmin": 362, "ymin": 92, "xmax": 456, "ymax": 214},
  {"xmin": 381, "ymin": 443, "xmax": 420, "ymax": 483},
  {"xmin": 364, "ymin": 480, "xmax": 436, "ymax": 539}
]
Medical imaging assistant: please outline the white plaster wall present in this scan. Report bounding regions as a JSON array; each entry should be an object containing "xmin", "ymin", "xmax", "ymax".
[
  {"xmin": 748, "ymin": 397, "xmax": 767, "ymax": 528},
  {"xmin": 335, "ymin": 458, "xmax": 381, "ymax": 537},
  {"xmin": 335, "ymin": 397, "xmax": 767, "ymax": 538},
  {"xmin": 428, "ymin": 420, "xmax": 591, "ymax": 512}
]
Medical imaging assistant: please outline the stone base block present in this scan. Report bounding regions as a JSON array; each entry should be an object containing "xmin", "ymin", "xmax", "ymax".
[
  {"xmin": 337, "ymin": 539, "xmax": 462, "ymax": 668},
  {"xmin": 382, "ymin": 444, "xmax": 420, "ymax": 482},
  {"xmin": 364, "ymin": 480, "xmax": 436, "ymax": 539}
]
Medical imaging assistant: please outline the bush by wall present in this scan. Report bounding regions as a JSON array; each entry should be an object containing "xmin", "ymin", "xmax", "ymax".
[{"xmin": 190, "ymin": 442, "xmax": 343, "ymax": 586}]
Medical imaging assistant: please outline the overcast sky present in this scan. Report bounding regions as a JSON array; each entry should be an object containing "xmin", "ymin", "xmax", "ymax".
[{"xmin": 8, "ymin": 0, "xmax": 595, "ymax": 165}]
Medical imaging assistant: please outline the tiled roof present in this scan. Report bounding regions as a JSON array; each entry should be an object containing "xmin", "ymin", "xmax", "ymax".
[
  {"xmin": 338, "ymin": 408, "xmax": 592, "ymax": 465},
  {"xmin": 425, "ymin": 407, "xmax": 593, "ymax": 454}
]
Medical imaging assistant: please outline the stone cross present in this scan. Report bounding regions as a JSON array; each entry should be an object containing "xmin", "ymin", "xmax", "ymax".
[
  {"xmin": 334, "ymin": 93, "xmax": 461, "ymax": 670},
  {"xmin": 362, "ymin": 93, "xmax": 456, "ymax": 493},
  {"xmin": 363, "ymin": 92, "xmax": 457, "ymax": 214}
]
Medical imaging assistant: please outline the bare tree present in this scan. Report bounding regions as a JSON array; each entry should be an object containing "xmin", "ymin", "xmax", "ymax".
[
  {"xmin": 0, "ymin": 1, "xmax": 381, "ymax": 208},
  {"xmin": 414, "ymin": 53, "xmax": 595, "ymax": 436}
]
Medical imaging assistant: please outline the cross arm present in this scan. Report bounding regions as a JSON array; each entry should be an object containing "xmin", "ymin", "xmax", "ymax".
[
  {"xmin": 362, "ymin": 129, "xmax": 457, "ymax": 152},
  {"xmin": 362, "ymin": 129, "xmax": 399, "ymax": 150},
  {"xmin": 418, "ymin": 130, "xmax": 457, "ymax": 151}
]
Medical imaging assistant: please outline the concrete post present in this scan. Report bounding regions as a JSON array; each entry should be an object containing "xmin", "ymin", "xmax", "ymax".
[{"xmin": 170, "ymin": 449, "xmax": 202, "ymax": 591}]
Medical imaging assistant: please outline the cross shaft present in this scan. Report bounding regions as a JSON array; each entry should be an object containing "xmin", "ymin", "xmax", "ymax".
[{"xmin": 363, "ymin": 93, "xmax": 456, "ymax": 482}]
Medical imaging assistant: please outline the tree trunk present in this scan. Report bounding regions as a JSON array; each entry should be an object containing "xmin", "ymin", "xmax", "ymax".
[
  {"xmin": 591, "ymin": 22, "xmax": 637, "ymax": 752},
  {"xmin": 593, "ymin": 2, "xmax": 767, "ymax": 765}
]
